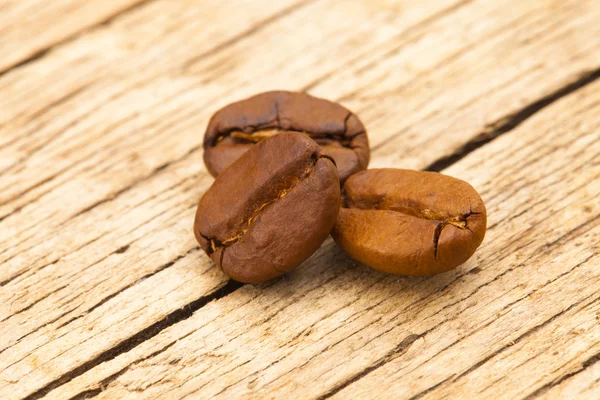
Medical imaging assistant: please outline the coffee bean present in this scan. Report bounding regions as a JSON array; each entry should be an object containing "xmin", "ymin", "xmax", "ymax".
[
  {"xmin": 203, "ymin": 91, "xmax": 369, "ymax": 183},
  {"xmin": 194, "ymin": 132, "xmax": 341, "ymax": 283},
  {"xmin": 332, "ymin": 169, "xmax": 487, "ymax": 275}
]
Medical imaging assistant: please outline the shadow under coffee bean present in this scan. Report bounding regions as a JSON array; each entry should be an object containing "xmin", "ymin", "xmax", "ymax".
[
  {"xmin": 203, "ymin": 91, "xmax": 369, "ymax": 183},
  {"xmin": 194, "ymin": 132, "xmax": 341, "ymax": 283},
  {"xmin": 331, "ymin": 169, "xmax": 487, "ymax": 276}
]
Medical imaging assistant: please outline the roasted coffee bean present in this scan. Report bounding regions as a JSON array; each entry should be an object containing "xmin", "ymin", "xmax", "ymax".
[
  {"xmin": 194, "ymin": 132, "xmax": 341, "ymax": 283},
  {"xmin": 332, "ymin": 169, "xmax": 487, "ymax": 276},
  {"xmin": 203, "ymin": 91, "xmax": 369, "ymax": 183}
]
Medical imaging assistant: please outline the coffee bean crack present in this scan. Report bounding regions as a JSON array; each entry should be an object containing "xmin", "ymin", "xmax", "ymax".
[
  {"xmin": 432, "ymin": 212, "xmax": 477, "ymax": 259},
  {"xmin": 220, "ymin": 128, "xmax": 356, "ymax": 148},
  {"xmin": 214, "ymin": 110, "xmax": 364, "ymax": 150},
  {"xmin": 341, "ymin": 198, "xmax": 482, "ymax": 260}
]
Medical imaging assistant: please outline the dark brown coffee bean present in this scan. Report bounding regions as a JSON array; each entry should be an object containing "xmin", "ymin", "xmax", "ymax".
[
  {"xmin": 203, "ymin": 91, "xmax": 369, "ymax": 183},
  {"xmin": 332, "ymin": 169, "xmax": 487, "ymax": 276},
  {"xmin": 194, "ymin": 132, "xmax": 341, "ymax": 283}
]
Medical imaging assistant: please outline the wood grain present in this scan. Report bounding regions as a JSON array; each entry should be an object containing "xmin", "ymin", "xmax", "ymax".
[
  {"xmin": 0, "ymin": 0, "xmax": 599, "ymax": 398},
  {"xmin": 48, "ymin": 68, "xmax": 600, "ymax": 400},
  {"xmin": 0, "ymin": 0, "xmax": 150, "ymax": 73}
]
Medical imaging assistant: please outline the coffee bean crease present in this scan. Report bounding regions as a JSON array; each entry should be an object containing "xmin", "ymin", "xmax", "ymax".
[
  {"xmin": 203, "ymin": 91, "xmax": 369, "ymax": 182},
  {"xmin": 200, "ymin": 154, "xmax": 329, "ymax": 254},
  {"xmin": 332, "ymin": 169, "xmax": 487, "ymax": 276}
]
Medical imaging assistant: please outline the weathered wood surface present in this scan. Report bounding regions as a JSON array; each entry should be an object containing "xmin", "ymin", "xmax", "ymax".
[
  {"xmin": 0, "ymin": 0, "xmax": 599, "ymax": 399},
  {"xmin": 0, "ymin": 0, "xmax": 149, "ymax": 73}
]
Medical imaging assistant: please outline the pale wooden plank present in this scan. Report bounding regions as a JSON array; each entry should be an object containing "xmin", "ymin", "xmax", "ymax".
[
  {"xmin": 0, "ymin": 0, "xmax": 417, "ymax": 271},
  {"xmin": 319, "ymin": 89, "xmax": 600, "ymax": 399},
  {"xmin": 0, "ymin": 0, "xmax": 465, "ymax": 398},
  {"xmin": 323, "ymin": 0, "xmax": 600, "ymax": 169},
  {"xmin": 1, "ymin": 0, "xmax": 600, "ymax": 398},
  {"xmin": 0, "ymin": 0, "xmax": 584, "ymax": 360},
  {"xmin": 0, "ymin": 0, "xmax": 149, "ymax": 73},
  {"xmin": 0, "ymin": 0, "xmax": 313, "ymax": 342},
  {"xmin": 44, "ymin": 47, "xmax": 600, "ymax": 400},
  {"xmin": 2, "ymin": 0, "xmax": 599, "ymax": 278},
  {"xmin": 413, "ymin": 297, "xmax": 600, "ymax": 400},
  {"xmin": 0, "ymin": 156, "xmax": 221, "ymax": 357},
  {"xmin": 0, "ymin": 0, "xmax": 455, "ymax": 334},
  {"xmin": 0, "ymin": 0, "xmax": 596, "ymax": 314},
  {"xmin": 0, "ymin": 0, "xmax": 462, "ymax": 354},
  {"xmin": 539, "ymin": 358, "xmax": 600, "ymax": 399}
]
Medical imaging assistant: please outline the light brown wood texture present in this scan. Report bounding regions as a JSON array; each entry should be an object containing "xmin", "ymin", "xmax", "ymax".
[
  {"xmin": 0, "ymin": 0, "xmax": 149, "ymax": 73},
  {"xmin": 45, "ymin": 71, "xmax": 600, "ymax": 400},
  {"xmin": 0, "ymin": 0, "xmax": 599, "ymax": 399}
]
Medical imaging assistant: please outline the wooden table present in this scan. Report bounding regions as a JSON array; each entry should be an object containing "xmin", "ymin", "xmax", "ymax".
[{"xmin": 1, "ymin": 1, "xmax": 600, "ymax": 399}]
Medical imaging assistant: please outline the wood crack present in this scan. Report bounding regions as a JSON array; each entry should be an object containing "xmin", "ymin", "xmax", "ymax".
[
  {"xmin": 438, "ymin": 261, "xmax": 599, "ymax": 387},
  {"xmin": 68, "ymin": 340, "xmax": 182, "ymax": 400},
  {"xmin": 523, "ymin": 349, "xmax": 600, "ymax": 399},
  {"xmin": 0, "ymin": 83, "xmax": 93, "ymax": 170},
  {"xmin": 309, "ymin": 246, "xmax": 597, "ymax": 399},
  {"xmin": 301, "ymin": 0, "xmax": 474, "ymax": 93},
  {"xmin": 424, "ymin": 66, "xmax": 600, "ymax": 172},
  {"xmin": 431, "ymin": 254, "xmax": 599, "ymax": 381},
  {"xmin": 0, "ymin": 225, "xmax": 196, "ymax": 367},
  {"xmin": 409, "ymin": 376, "xmax": 454, "ymax": 400},
  {"xmin": 69, "ymin": 148, "xmax": 200, "ymax": 221},
  {"xmin": 0, "ymin": 145, "xmax": 201, "ymax": 286},
  {"xmin": 0, "ymin": 111, "xmax": 157, "ymax": 219},
  {"xmin": 0, "ymin": 284, "xmax": 68, "ymax": 323},
  {"xmin": 338, "ymin": 226, "xmax": 567, "ymax": 383},
  {"xmin": 316, "ymin": 333, "xmax": 425, "ymax": 399},
  {"xmin": 22, "ymin": 279, "xmax": 243, "ymax": 400},
  {"xmin": 54, "ymin": 248, "xmax": 200, "ymax": 331},
  {"xmin": 0, "ymin": 309, "xmax": 72, "ymax": 356},
  {"xmin": 0, "ymin": 0, "xmax": 157, "ymax": 78},
  {"xmin": 535, "ymin": 213, "xmax": 600, "ymax": 254},
  {"xmin": 182, "ymin": 0, "xmax": 316, "ymax": 71},
  {"xmin": 187, "ymin": 271, "xmax": 372, "ymax": 398}
]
